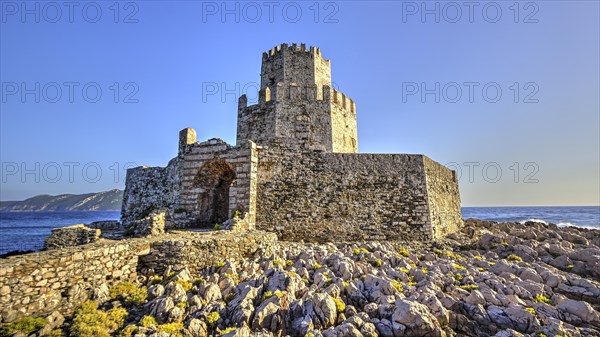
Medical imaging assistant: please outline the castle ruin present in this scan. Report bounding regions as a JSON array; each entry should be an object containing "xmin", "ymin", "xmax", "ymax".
[{"xmin": 121, "ymin": 43, "xmax": 462, "ymax": 242}]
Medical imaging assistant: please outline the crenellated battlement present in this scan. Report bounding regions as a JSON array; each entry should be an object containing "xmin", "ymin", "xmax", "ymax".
[
  {"xmin": 261, "ymin": 43, "xmax": 329, "ymax": 62},
  {"xmin": 239, "ymin": 83, "xmax": 355, "ymax": 114},
  {"xmin": 238, "ymin": 45, "xmax": 356, "ymax": 153},
  {"xmin": 325, "ymin": 86, "xmax": 356, "ymax": 114},
  {"xmin": 260, "ymin": 43, "xmax": 332, "ymax": 93}
]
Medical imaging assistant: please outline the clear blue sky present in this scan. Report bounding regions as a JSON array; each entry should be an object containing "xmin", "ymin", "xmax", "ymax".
[{"xmin": 1, "ymin": 1, "xmax": 598, "ymax": 206}]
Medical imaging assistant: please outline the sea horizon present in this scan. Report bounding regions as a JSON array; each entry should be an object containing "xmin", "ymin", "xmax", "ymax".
[{"xmin": 1, "ymin": 206, "xmax": 598, "ymax": 256}]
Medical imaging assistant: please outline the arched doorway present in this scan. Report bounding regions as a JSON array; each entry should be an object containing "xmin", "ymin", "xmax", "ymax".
[{"xmin": 192, "ymin": 159, "xmax": 236, "ymax": 226}]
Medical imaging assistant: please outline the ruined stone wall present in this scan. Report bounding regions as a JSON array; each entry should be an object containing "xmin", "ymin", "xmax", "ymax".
[
  {"xmin": 139, "ymin": 230, "xmax": 278, "ymax": 276},
  {"xmin": 0, "ymin": 239, "xmax": 149, "ymax": 323},
  {"xmin": 256, "ymin": 150, "xmax": 434, "ymax": 242},
  {"xmin": 121, "ymin": 158, "xmax": 182, "ymax": 224},
  {"xmin": 423, "ymin": 156, "xmax": 463, "ymax": 240},
  {"xmin": 0, "ymin": 231, "xmax": 278, "ymax": 323},
  {"xmin": 43, "ymin": 225, "xmax": 101, "ymax": 250},
  {"xmin": 179, "ymin": 140, "xmax": 258, "ymax": 226}
]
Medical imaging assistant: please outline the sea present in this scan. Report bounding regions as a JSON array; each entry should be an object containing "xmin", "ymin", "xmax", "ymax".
[{"xmin": 0, "ymin": 207, "xmax": 598, "ymax": 256}]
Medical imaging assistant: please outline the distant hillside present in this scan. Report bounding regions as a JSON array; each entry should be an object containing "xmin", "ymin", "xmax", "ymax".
[{"xmin": 0, "ymin": 189, "xmax": 123, "ymax": 212}]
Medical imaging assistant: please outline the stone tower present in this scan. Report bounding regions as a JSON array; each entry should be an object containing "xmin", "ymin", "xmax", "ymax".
[
  {"xmin": 122, "ymin": 43, "xmax": 463, "ymax": 243},
  {"xmin": 236, "ymin": 43, "xmax": 358, "ymax": 153}
]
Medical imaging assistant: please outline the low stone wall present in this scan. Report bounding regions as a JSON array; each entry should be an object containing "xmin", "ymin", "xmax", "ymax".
[
  {"xmin": 138, "ymin": 230, "xmax": 278, "ymax": 276},
  {"xmin": 43, "ymin": 224, "xmax": 101, "ymax": 250},
  {"xmin": 0, "ymin": 230, "xmax": 278, "ymax": 323},
  {"xmin": 0, "ymin": 239, "xmax": 149, "ymax": 323}
]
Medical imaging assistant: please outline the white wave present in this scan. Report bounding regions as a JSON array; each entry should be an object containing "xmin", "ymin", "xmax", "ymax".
[
  {"xmin": 557, "ymin": 222, "xmax": 599, "ymax": 230},
  {"xmin": 519, "ymin": 218, "xmax": 548, "ymax": 225}
]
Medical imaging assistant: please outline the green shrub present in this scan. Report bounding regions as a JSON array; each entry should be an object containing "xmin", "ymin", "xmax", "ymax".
[
  {"xmin": 109, "ymin": 282, "xmax": 148, "ymax": 306},
  {"xmin": 312, "ymin": 263, "xmax": 322, "ymax": 269},
  {"xmin": 272, "ymin": 259, "xmax": 284, "ymax": 267},
  {"xmin": 398, "ymin": 247, "xmax": 410, "ymax": 257},
  {"xmin": 533, "ymin": 294, "xmax": 553, "ymax": 305},
  {"xmin": 151, "ymin": 275, "xmax": 163, "ymax": 284},
  {"xmin": 261, "ymin": 290, "xmax": 284, "ymax": 302},
  {"xmin": 107, "ymin": 307, "xmax": 127, "ymax": 328},
  {"xmin": 286, "ymin": 260, "xmax": 294, "ymax": 267},
  {"xmin": 371, "ymin": 259, "xmax": 383, "ymax": 267},
  {"xmin": 332, "ymin": 297, "xmax": 346, "ymax": 313},
  {"xmin": 454, "ymin": 273, "xmax": 463, "ymax": 282},
  {"xmin": 206, "ymin": 312, "xmax": 220, "ymax": 326},
  {"xmin": 215, "ymin": 261, "xmax": 225, "ymax": 270},
  {"xmin": 213, "ymin": 224, "xmax": 221, "ymax": 230},
  {"xmin": 176, "ymin": 301, "xmax": 188, "ymax": 309},
  {"xmin": 47, "ymin": 329, "xmax": 65, "ymax": 337},
  {"xmin": 452, "ymin": 263, "xmax": 466, "ymax": 271},
  {"xmin": 139, "ymin": 315, "xmax": 157, "ymax": 328},
  {"xmin": 70, "ymin": 301, "xmax": 127, "ymax": 337},
  {"xmin": 353, "ymin": 247, "xmax": 370, "ymax": 255},
  {"xmin": 118, "ymin": 325, "xmax": 137, "ymax": 337},
  {"xmin": 218, "ymin": 327, "xmax": 237, "ymax": 336},
  {"xmin": 391, "ymin": 280, "xmax": 403, "ymax": 293},
  {"xmin": 525, "ymin": 307, "xmax": 536, "ymax": 315},
  {"xmin": 175, "ymin": 279, "xmax": 192, "ymax": 292},
  {"xmin": 458, "ymin": 284, "xmax": 479, "ymax": 291},
  {"xmin": 507, "ymin": 254, "xmax": 523, "ymax": 262},
  {"xmin": 157, "ymin": 323, "xmax": 184, "ymax": 337},
  {"xmin": 0, "ymin": 317, "xmax": 47, "ymax": 336}
]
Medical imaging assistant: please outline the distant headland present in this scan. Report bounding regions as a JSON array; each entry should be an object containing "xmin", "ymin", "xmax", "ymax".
[{"xmin": 0, "ymin": 189, "xmax": 123, "ymax": 212}]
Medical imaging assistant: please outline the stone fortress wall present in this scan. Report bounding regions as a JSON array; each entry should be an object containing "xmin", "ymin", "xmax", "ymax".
[
  {"xmin": 1, "ymin": 44, "xmax": 464, "ymax": 323},
  {"xmin": 120, "ymin": 43, "xmax": 463, "ymax": 243},
  {"xmin": 255, "ymin": 150, "xmax": 461, "ymax": 242}
]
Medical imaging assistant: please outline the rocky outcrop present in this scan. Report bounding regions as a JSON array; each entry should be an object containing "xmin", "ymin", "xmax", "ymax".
[{"xmin": 2, "ymin": 220, "xmax": 599, "ymax": 337}]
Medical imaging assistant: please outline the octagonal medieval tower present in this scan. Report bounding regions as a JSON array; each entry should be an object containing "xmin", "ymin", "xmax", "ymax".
[{"xmin": 236, "ymin": 43, "xmax": 358, "ymax": 153}]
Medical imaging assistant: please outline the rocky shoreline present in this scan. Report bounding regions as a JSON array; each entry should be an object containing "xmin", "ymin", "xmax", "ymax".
[{"xmin": 1, "ymin": 219, "xmax": 599, "ymax": 337}]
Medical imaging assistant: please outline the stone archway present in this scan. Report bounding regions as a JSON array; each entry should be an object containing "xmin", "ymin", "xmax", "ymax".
[{"xmin": 193, "ymin": 158, "xmax": 236, "ymax": 226}]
